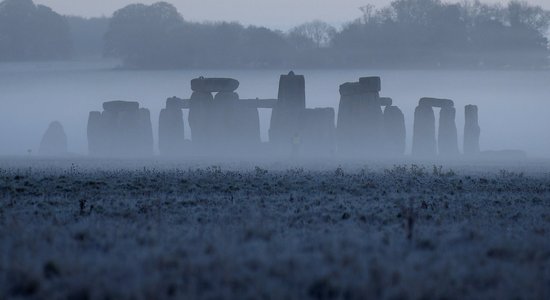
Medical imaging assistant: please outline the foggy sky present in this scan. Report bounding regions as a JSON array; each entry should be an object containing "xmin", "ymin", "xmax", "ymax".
[{"xmin": 35, "ymin": 0, "xmax": 550, "ymax": 30}]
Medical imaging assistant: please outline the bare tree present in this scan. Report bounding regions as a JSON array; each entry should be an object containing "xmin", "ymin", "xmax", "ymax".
[{"xmin": 288, "ymin": 20, "xmax": 336, "ymax": 48}]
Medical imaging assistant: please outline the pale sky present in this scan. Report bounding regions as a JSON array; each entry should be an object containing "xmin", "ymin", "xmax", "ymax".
[{"xmin": 34, "ymin": 0, "xmax": 550, "ymax": 30}]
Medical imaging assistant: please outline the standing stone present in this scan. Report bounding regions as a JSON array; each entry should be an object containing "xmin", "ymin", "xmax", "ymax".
[
  {"xmin": 412, "ymin": 104, "xmax": 436, "ymax": 157},
  {"xmin": 188, "ymin": 91, "xmax": 215, "ymax": 149},
  {"xmin": 39, "ymin": 121, "xmax": 67, "ymax": 156},
  {"xmin": 213, "ymin": 91, "xmax": 239, "ymax": 148},
  {"xmin": 383, "ymin": 106, "xmax": 406, "ymax": 156},
  {"xmin": 88, "ymin": 101, "xmax": 153, "ymax": 157},
  {"xmin": 464, "ymin": 105, "xmax": 480, "ymax": 155},
  {"xmin": 233, "ymin": 106, "xmax": 261, "ymax": 150},
  {"xmin": 269, "ymin": 71, "xmax": 306, "ymax": 152},
  {"xmin": 159, "ymin": 108, "xmax": 186, "ymax": 157},
  {"xmin": 299, "ymin": 108, "xmax": 336, "ymax": 156},
  {"xmin": 138, "ymin": 108, "xmax": 154, "ymax": 156},
  {"xmin": 100, "ymin": 109, "xmax": 118, "ymax": 156},
  {"xmin": 364, "ymin": 92, "xmax": 384, "ymax": 155},
  {"xmin": 336, "ymin": 77, "xmax": 384, "ymax": 157},
  {"xmin": 438, "ymin": 106, "xmax": 459, "ymax": 156},
  {"xmin": 87, "ymin": 111, "xmax": 102, "ymax": 156},
  {"xmin": 116, "ymin": 109, "xmax": 142, "ymax": 157},
  {"xmin": 337, "ymin": 83, "xmax": 367, "ymax": 156}
]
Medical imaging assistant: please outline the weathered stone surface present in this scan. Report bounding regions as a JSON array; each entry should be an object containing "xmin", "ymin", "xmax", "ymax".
[
  {"xmin": 464, "ymin": 105, "xmax": 480, "ymax": 155},
  {"xmin": 102, "ymin": 101, "xmax": 139, "ymax": 113},
  {"xmin": 419, "ymin": 98, "xmax": 454, "ymax": 108},
  {"xmin": 191, "ymin": 77, "xmax": 239, "ymax": 93},
  {"xmin": 39, "ymin": 121, "xmax": 67, "ymax": 156},
  {"xmin": 412, "ymin": 104, "xmax": 436, "ymax": 157},
  {"xmin": 438, "ymin": 106, "xmax": 459, "ymax": 156},
  {"xmin": 383, "ymin": 106, "xmax": 406, "ymax": 155},
  {"xmin": 87, "ymin": 111, "xmax": 102, "ymax": 156},
  {"xmin": 359, "ymin": 76, "xmax": 381, "ymax": 92},
  {"xmin": 159, "ymin": 108, "xmax": 186, "ymax": 156}
]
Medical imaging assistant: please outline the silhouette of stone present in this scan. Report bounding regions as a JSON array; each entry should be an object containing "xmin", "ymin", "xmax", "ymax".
[
  {"xmin": 412, "ymin": 104, "xmax": 436, "ymax": 157},
  {"xmin": 233, "ymin": 107, "xmax": 261, "ymax": 149},
  {"xmin": 159, "ymin": 108, "xmax": 186, "ymax": 156},
  {"xmin": 87, "ymin": 101, "xmax": 153, "ymax": 157},
  {"xmin": 299, "ymin": 108, "xmax": 336, "ymax": 156},
  {"xmin": 87, "ymin": 111, "xmax": 102, "ymax": 156},
  {"xmin": 191, "ymin": 77, "xmax": 239, "ymax": 93},
  {"xmin": 358, "ymin": 76, "xmax": 381, "ymax": 92},
  {"xmin": 438, "ymin": 106, "xmax": 459, "ymax": 156},
  {"xmin": 336, "ymin": 78, "xmax": 384, "ymax": 157},
  {"xmin": 103, "ymin": 101, "xmax": 139, "ymax": 113},
  {"xmin": 379, "ymin": 97, "xmax": 392, "ymax": 107},
  {"xmin": 383, "ymin": 106, "xmax": 406, "ymax": 155},
  {"xmin": 269, "ymin": 71, "xmax": 306, "ymax": 152},
  {"xmin": 419, "ymin": 98, "xmax": 454, "ymax": 108},
  {"xmin": 188, "ymin": 91, "xmax": 215, "ymax": 148},
  {"xmin": 339, "ymin": 82, "xmax": 369, "ymax": 96},
  {"xmin": 138, "ymin": 108, "xmax": 154, "ymax": 156},
  {"xmin": 464, "ymin": 105, "xmax": 480, "ymax": 155},
  {"xmin": 212, "ymin": 91, "xmax": 239, "ymax": 147},
  {"xmin": 39, "ymin": 121, "xmax": 67, "ymax": 156}
]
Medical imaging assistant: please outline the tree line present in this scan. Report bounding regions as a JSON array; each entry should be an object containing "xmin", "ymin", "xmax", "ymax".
[{"xmin": 1, "ymin": 0, "xmax": 549, "ymax": 69}]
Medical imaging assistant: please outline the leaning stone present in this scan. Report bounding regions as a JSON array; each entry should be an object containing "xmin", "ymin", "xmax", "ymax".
[
  {"xmin": 102, "ymin": 101, "xmax": 139, "ymax": 113},
  {"xmin": 438, "ymin": 106, "xmax": 460, "ymax": 156},
  {"xmin": 412, "ymin": 104, "xmax": 436, "ymax": 157},
  {"xmin": 191, "ymin": 77, "xmax": 239, "ymax": 93},
  {"xmin": 359, "ymin": 76, "xmax": 381, "ymax": 92},
  {"xmin": 39, "ymin": 121, "xmax": 67, "ymax": 156},
  {"xmin": 419, "ymin": 98, "xmax": 454, "ymax": 108}
]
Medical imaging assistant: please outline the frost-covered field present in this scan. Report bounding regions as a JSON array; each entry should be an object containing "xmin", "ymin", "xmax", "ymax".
[{"xmin": 0, "ymin": 158, "xmax": 549, "ymax": 299}]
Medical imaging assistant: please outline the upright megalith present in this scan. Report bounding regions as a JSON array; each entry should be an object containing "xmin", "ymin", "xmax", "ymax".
[
  {"xmin": 159, "ymin": 107, "xmax": 185, "ymax": 157},
  {"xmin": 438, "ymin": 106, "xmax": 459, "ymax": 156},
  {"xmin": 413, "ymin": 97, "xmax": 459, "ymax": 158},
  {"xmin": 383, "ymin": 106, "xmax": 406, "ymax": 156},
  {"xmin": 269, "ymin": 71, "xmax": 306, "ymax": 152},
  {"xmin": 298, "ymin": 108, "xmax": 336, "ymax": 156},
  {"xmin": 412, "ymin": 103, "xmax": 436, "ymax": 157},
  {"xmin": 87, "ymin": 101, "xmax": 153, "ymax": 157},
  {"xmin": 336, "ymin": 76, "xmax": 384, "ymax": 157},
  {"xmin": 188, "ymin": 91, "xmax": 215, "ymax": 148},
  {"xmin": 464, "ymin": 105, "xmax": 480, "ymax": 155},
  {"xmin": 87, "ymin": 111, "xmax": 102, "ymax": 155},
  {"xmin": 39, "ymin": 121, "xmax": 67, "ymax": 156}
]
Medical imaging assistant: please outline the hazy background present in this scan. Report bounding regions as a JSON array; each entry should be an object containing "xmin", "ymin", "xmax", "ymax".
[
  {"xmin": 34, "ymin": 0, "xmax": 550, "ymax": 29},
  {"xmin": 0, "ymin": 0, "xmax": 549, "ymax": 158}
]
